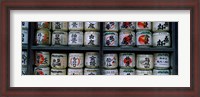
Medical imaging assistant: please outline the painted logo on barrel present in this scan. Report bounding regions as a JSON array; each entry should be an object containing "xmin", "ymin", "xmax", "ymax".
[
  {"xmin": 105, "ymin": 35, "xmax": 115, "ymax": 46},
  {"xmin": 105, "ymin": 57, "xmax": 116, "ymax": 67},
  {"xmin": 140, "ymin": 57, "xmax": 151, "ymax": 68},
  {"xmin": 123, "ymin": 56, "xmax": 132, "ymax": 67},
  {"xmin": 35, "ymin": 70, "xmax": 44, "ymax": 75},
  {"xmin": 156, "ymin": 36, "xmax": 169, "ymax": 46},
  {"xmin": 88, "ymin": 22, "xmax": 95, "ymax": 29},
  {"xmin": 106, "ymin": 22, "xmax": 115, "ymax": 30},
  {"xmin": 157, "ymin": 22, "xmax": 169, "ymax": 30},
  {"xmin": 137, "ymin": 22, "xmax": 149, "ymax": 28},
  {"xmin": 121, "ymin": 34, "xmax": 133, "ymax": 45},
  {"xmin": 138, "ymin": 34, "xmax": 150, "ymax": 44},
  {"xmin": 70, "ymin": 57, "xmax": 81, "ymax": 67},
  {"xmin": 36, "ymin": 54, "xmax": 48, "ymax": 65},
  {"xmin": 38, "ymin": 22, "xmax": 50, "ymax": 29},
  {"xmin": 36, "ymin": 32, "xmax": 48, "ymax": 44},
  {"xmin": 120, "ymin": 22, "xmax": 135, "ymax": 29}
]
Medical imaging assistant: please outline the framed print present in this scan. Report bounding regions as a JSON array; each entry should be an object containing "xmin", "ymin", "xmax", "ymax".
[{"xmin": 0, "ymin": 0, "xmax": 199, "ymax": 97}]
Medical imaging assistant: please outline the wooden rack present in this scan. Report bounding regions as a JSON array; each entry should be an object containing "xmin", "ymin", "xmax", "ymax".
[{"xmin": 22, "ymin": 22, "xmax": 178, "ymax": 75}]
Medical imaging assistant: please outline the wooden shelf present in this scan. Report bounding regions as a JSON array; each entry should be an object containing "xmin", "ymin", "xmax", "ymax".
[
  {"xmin": 103, "ymin": 47, "xmax": 174, "ymax": 52},
  {"xmin": 31, "ymin": 46, "xmax": 100, "ymax": 51},
  {"xmin": 24, "ymin": 22, "xmax": 178, "ymax": 75}
]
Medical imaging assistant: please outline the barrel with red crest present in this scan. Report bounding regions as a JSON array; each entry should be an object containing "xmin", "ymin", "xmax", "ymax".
[
  {"xmin": 36, "ymin": 28, "xmax": 51, "ymax": 45},
  {"xmin": 136, "ymin": 22, "xmax": 151, "ymax": 30},
  {"xmin": 68, "ymin": 53, "xmax": 84, "ymax": 68},
  {"xmin": 119, "ymin": 53, "xmax": 135, "ymax": 68},
  {"xmin": 119, "ymin": 22, "xmax": 136, "ymax": 30},
  {"xmin": 136, "ymin": 30, "xmax": 152, "ymax": 47},
  {"xmin": 119, "ymin": 30, "xmax": 135, "ymax": 46},
  {"xmin": 34, "ymin": 67, "xmax": 50, "ymax": 75},
  {"xmin": 35, "ymin": 51, "xmax": 50, "ymax": 67}
]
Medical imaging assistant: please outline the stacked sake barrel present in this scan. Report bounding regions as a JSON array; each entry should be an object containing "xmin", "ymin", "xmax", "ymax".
[
  {"xmin": 33, "ymin": 22, "xmax": 101, "ymax": 75},
  {"xmin": 83, "ymin": 22, "xmax": 100, "ymax": 75},
  {"xmin": 102, "ymin": 22, "xmax": 171, "ymax": 75},
  {"xmin": 34, "ymin": 22, "xmax": 52, "ymax": 75},
  {"xmin": 31, "ymin": 22, "xmax": 172, "ymax": 75},
  {"xmin": 22, "ymin": 22, "xmax": 29, "ymax": 75}
]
